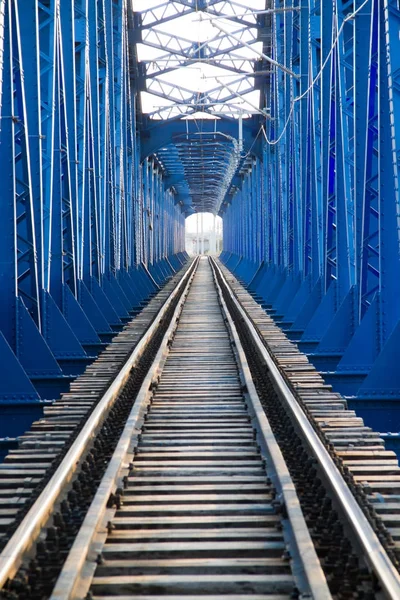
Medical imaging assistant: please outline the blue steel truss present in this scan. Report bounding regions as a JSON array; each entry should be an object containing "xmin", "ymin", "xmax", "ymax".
[
  {"xmin": 0, "ymin": 0, "xmax": 186, "ymax": 424},
  {"xmin": 220, "ymin": 0, "xmax": 400, "ymax": 424},
  {"xmin": 3, "ymin": 0, "xmax": 400, "ymax": 439},
  {"xmin": 134, "ymin": 0, "xmax": 268, "ymax": 215}
]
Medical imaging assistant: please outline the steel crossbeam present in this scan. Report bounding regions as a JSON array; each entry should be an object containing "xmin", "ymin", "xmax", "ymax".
[{"xmin": 134, "ymin": 0, "xmax": 267, "ymax": 215}]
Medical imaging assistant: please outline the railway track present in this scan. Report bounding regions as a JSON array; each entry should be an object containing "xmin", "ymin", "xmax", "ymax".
[{"xmin": 0, "ymin": 257, "xmax": 399, "ymax": 599}]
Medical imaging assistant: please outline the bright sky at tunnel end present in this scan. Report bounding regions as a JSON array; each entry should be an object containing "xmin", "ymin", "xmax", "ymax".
[{"xmin": 132, "ymin": 0, "xmax": 265, "ymax": 120}]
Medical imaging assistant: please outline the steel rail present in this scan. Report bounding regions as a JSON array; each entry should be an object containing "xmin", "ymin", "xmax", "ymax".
[
  {"xmin": 209, "ymin": 260, "xmax": 332, "ymax": 599},
  {"xmin": 49, "ymin": 259, "xmax": 199, "ymax": 600},
  {"xmin": 52, "ymin": 256, "xmax": 330, "ymax": 599},
  {"xmin": 210, "ymin": 257, "xmax": 400, "ymax": 600},
  {"xmin": 0, "ymin": 257, "xmax": 199, "ymax": 589}
]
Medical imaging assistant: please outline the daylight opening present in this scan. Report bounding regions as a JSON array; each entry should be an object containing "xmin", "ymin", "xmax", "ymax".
[{"xmin": 185, "ymin": 213, "xmax": 223, "ymax": 255}]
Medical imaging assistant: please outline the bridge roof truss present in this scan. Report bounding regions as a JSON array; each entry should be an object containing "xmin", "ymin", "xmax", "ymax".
[{"xmin": 132, "ymin": 0, "xmax": 268, "ymax": 215}]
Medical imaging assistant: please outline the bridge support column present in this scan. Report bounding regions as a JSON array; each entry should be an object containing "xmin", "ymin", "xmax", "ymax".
[
  {"xmin": 201, "ymin": 213, "xmax": 205, "ymax": 255},
  {"xmin": 196, "ymin": 214, "xmax": 200, "ymax": 254}
]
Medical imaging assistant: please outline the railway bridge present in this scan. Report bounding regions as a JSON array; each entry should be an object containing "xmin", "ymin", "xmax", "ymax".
[{"xmin": 1, "ymin": 1, "xmax": 400, "ymax": 598}]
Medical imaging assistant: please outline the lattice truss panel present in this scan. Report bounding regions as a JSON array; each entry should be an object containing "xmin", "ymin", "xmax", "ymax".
[
  {"xmin": 0, "ymin": 0, "xmax": 186, "ymax": 407},
  {"xmin": 221, "ymin": 0, "xmax": 400, "ymax": 402},
  {"xmin": 134, "ymin": 0, "xmax": 266, "ymax": 119},
  {"xmin": 133, "ymin": 0, "xmax": 268, "ymax": 214}
]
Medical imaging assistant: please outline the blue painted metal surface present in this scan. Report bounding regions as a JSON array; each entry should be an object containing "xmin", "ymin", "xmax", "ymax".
[
  {"xmin": 0, "ymin": 0, "xmax": 186, "ymax": 437},
  {"xmin": 220, "ymin": 0, "xmax": 400, "ymax": 407},
  {"xmin": 135, "ymin": 0, "xmax": 268, "ymax": 215},
  {"xmin": 1, "ymin": 0, "xmax": 400, "ymax": 445}
]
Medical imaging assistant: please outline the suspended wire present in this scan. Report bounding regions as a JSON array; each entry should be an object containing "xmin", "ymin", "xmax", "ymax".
[
  {"xmin": 263, "ymin": 0, "xmax": 371, "ymax": 146},
  {"xmin": 242, "ymin": 124, "xmax": 264, "ymax": 161}
]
